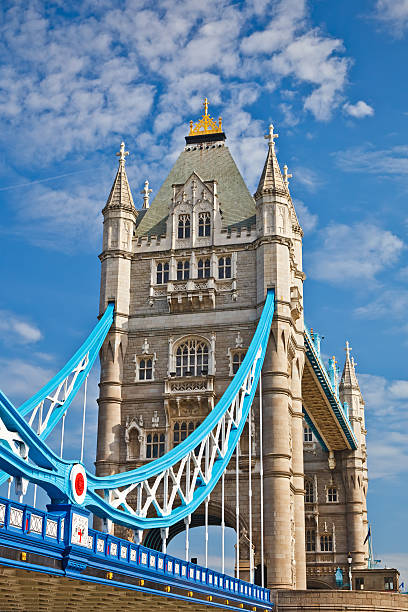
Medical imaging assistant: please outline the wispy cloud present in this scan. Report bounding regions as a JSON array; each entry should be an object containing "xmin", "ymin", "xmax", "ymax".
[
  {"xmin": 293, "ymin": 199, "xmax": 318, "ymax": 232},
  {"xmin": 334, "ymin": 144, "xmax": 408, "ymax": 177},
  {"xmin": 343, "ymin": 100, "xmax": 374, "ymax": 118},
  {"xmin": 374, "ymin": 0, "xmax": 408, "ymax": 36},
  {"xmin": 355, "ymin": 288, "xmax": 408, "ymax": 319},
  {"xmin": 0, "ymin": 310, "xmax": 42, "ymax": 345},
  {"xmin": 293, "ymin": 166, "xmax": 322, "ymax": 192},
  {"xmin": 359, "ymin": 372, "xmax": 408, "ymax": 479},
  {"xmin": 0, "ymin": 357, "xmax": 52, "ymax": 402},
  {"xmin": 306, "ymin": 222, "xmax": 404, "ymax": 284}
]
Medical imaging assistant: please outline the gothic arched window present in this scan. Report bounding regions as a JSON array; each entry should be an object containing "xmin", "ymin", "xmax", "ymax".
[
  {"xmin": 320, "ymin": 534, "xmax": 333, "ymax": 552},
  {"xmin": 173, "ymin": 421, "xmax": 196, "ymax": 446},
  {"xmin": 156, "ymin": 262, "xmax": 169, "ymax": 284},
  {"xmin": 197, "ymin": 258, "xmax": 211, "ymax": 279},
  {"xmin": 175, "ymin": 338, "xmax": 209, "ymax": 376},
  {"xmin": 146, "ymin": 432, "xmax": 165, "ymax": 458},
  {"xmin": 198, "ymin": 212, "xmax": 211, "ymax": 237},
  {"xmin": 178, "ymin": 214, "xmax": 191, "ymax": 239},
  {"xmin": 218, "ymin": 256, "xmax": 232, "ymax": 279},
  {"xmin": 177, "ymin": 260, "xmax": 190, "ymax": 280},
  {"xmin": 306, "ymin": 529, "xmax": 316, "ymax": 552},
  {"xmin": 305, "ymin": 480, "xmax": 314, "ymax": 503}
]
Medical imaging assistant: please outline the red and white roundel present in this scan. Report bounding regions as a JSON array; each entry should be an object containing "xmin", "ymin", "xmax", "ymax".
[{"xmin": 70, "ymin": 464, "xmax": 87, "ymax": 505}]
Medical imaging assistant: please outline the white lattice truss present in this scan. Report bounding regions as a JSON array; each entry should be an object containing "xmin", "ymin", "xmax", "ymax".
[
  {"xmin": 107, "ymin": 346, "xmax": 262, "ymax": 519},
  {"xmin": 27, "ymin": 353, "xmax": 89, "ymax": 436}
]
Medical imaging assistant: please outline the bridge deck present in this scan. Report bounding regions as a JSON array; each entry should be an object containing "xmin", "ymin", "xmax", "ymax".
[
  {"xmin": 0, "ymin": 495, "xmax": 271, "ymax": 612},
  {"xmin": 303, "ymin": 329, "xmax": 357, "ymax": 452}
]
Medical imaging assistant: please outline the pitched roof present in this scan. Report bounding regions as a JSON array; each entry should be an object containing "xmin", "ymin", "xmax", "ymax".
[
  {"xmin": 104, "ymin": 159, "xmax": 135, "ymax": 213},
  {"xmin": 340, "ymin": 342, "xmax": 361, "ymax": 392},
  {"xmin": 255, "ymin": 140, "xmax": 286, "ymax": 198},
  {"xmin": 135, "ymin": 144, "xmax": 255, "ymax": 237}
]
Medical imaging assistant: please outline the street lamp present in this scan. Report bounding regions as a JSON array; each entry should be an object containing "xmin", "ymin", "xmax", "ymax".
[{"xmin": 348, "ymin": 552, "xmax": 353, "ymax": 590}]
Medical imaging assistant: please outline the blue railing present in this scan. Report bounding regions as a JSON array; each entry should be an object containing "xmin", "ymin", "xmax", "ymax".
[{"xmin": 0, "ymin": 495, "xmax": 271, "ymax": 609}]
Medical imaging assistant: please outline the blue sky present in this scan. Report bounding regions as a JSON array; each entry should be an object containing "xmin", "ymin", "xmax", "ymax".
[{"xmin": 1, "ymin": 0, "xmax": 408, "ymax": 583}]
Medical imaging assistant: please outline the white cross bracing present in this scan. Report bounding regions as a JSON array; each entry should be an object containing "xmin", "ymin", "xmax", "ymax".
[
  {"xmin": 27, "ymin": 353, "xmax": 89, "ymax": 437},
  {"xmin": 106, "ymin": 346, "xmax": 262, "ymax": 521},
  {"xmin": 0, "ymin": 352, "xmax": 89, "ymax": 497}
]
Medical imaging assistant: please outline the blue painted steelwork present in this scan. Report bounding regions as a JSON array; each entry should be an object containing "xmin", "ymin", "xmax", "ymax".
[
  {"xmin": 0, "ymin": 291, "xmax": 275, "ymax": 531},
  {"xmin": 304, "ymin": 326, "xmax": 357, "ymax": 450},
  {"xmin": 0, "ymin": 495, "xmax": 272, "ymax": 610},
  {"xmin": 0, "ymin": 302, "xmax": 114, "ymax": 488}
]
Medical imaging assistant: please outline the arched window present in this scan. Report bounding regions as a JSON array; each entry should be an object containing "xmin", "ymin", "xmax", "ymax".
[
  {"xmin": 139, "ymin": 358, "xmax": 153, "ymax": 380},
  {"xmin": 320, "ymin": 534, "xmax": 333, "ymax": 552},
  {"xmin": 178, "ymin": 214, "xmax": 190, "ymax": 239},
  {"xmin": 218, "ymin": 256, "xmax": 232, "ymax": 279},
  {"xmin": 146, "ymin": 432, "xmax": 165, "ymax": 458},
  {"xmin": 175, "ymin": 338, "xmax": 209, "ymax": 376},
  {"xmin": 173, "ymin": 421, "xmax": 197, "ymax": 446},
  {"xmin": 306, "ymin": 529, "xmax": 316, "ymax": 552},
  {"xmin": 198, "ymin": 212, "xmax": 211, "ymax": 237},
  {"xmin": 197, "ymin": 258, "xmax": 211, "ymax": 279},
  {"xmin": 156, "ymin": 262, "xmax": 169, "ymax": 284},
  {"xmin": 305, "ymin": 480, "xmax": 314, "ymax": 503},
  {"xmin": 177, "ymin": 260, "xmax": 190, "ymax": 280}
]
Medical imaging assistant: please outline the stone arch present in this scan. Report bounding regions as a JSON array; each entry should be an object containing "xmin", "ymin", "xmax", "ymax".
[{"xmin": 143, "ymin": 499, "xmax": 246, "ymax": 551}]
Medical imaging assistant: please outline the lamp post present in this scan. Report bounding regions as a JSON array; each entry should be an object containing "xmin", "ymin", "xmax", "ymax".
[{"xmin": 348, "ymin": 552, "xmax": 353, "ymax": 590}]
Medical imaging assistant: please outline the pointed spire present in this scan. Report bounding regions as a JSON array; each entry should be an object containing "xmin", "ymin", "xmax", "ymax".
[
  {"xmin": 104, "ymin": 141, "xmax": 136, "ymax": 212},
  {"xmin": 340, "ymin": 341, "xmax": 360, "ymax": 391},
  {"xmin": 140, "ymin": 180, "xmax": 152, "ymax": 209},
  {"xmin": 255, "ymin": 124, "xmax": 286, "ymax": 199}
]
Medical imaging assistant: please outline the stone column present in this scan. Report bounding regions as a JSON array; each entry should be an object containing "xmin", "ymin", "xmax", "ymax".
[
  {"xmin": 291, "ymin": 352, "xmax": 306, "ymax": 589},
  {"xmin": 262, "ymin": 317, "xmax": 293, "ymax": 589}
]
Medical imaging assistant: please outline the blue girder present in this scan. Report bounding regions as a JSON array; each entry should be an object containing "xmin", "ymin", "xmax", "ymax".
[
  {"xmin": 303, "ymin": 326, "xmax": 357, "ymax": 451},
  {"xmin": 0, "ymin": 303, "xmax": 114, "ymax": 488},
  {"xmin": 0, "ymin": 291, "xmax": 275, "ymax": 531}
]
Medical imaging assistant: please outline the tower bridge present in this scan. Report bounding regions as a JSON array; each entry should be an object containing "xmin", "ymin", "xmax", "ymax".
[{"xmin": 0, "ymin": 100, "xmax": 390, "ymax": 610}]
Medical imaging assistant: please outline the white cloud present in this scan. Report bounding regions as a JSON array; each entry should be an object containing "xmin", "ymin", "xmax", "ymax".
[
  {"xmin": 375, "ymin": 0, "xmax": 408, "ymax": 35},
  {"xmin": 343, "ymin": 100, "xmax": 374, "ymax": 118},
  {"xmin": 307, "ymin": 223, "xmax": 404, "ymax": 284},
  {"xmin": 293, "ymin": 199, "xmax": 318, "ymax": 232},
  {"xmin": 0, "ymin": 311, "xmax": 42, "ymax": 345},
  {"xmin": 0, "ymin": 0, "xmax": 360, "ymax": 250}
]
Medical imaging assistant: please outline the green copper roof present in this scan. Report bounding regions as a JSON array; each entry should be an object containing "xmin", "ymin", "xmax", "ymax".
[{"xmin": 135, "ymin": 144, "xmax": 256, "ymax": 237}]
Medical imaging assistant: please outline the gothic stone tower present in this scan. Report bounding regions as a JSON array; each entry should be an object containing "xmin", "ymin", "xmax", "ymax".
[{"xmin": 96, "ymin": 101, "xmax": 367, "ymax": 590}]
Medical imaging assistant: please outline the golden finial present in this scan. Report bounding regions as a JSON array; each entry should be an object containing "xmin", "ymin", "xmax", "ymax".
[{"xmin": 189, "ymin": 98, "xmax": 223, "ymax": 136}]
